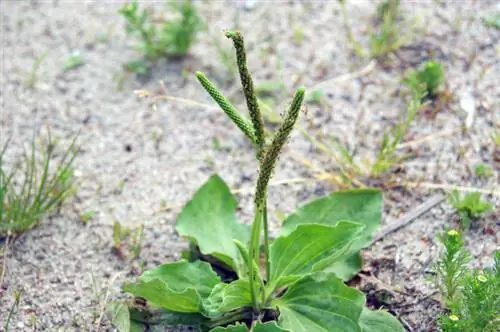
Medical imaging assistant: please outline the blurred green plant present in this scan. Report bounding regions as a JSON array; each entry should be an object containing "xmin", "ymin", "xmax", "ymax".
[
  {"xmin": 119, "ymin": 0, "xmax": 203, "ymax": 74},
  {"xmin": 370, "ymin": 0, "xmax": 407, "ymax": 58},
  {"xmin": 434, "ymin": 230, "xmax": 471, "ymax": 307},
  {"xmin": 4, "ymin": 289, "xmax": 23, "ymax": 332},
  {"xmin": 371, "ymin": 84, "xmax": 425, "ymax": 176},
  {"xmin": 26, "ymin": 51, "xmax": 48, "ymax": 88},
  {"xmin": 63, "ymin": 51, "xmax": 84, "ymax": 71},
  {"xmin": 434, "ymin": 231, "xmax": 500, "ymax": 332},
  {"xmin": 0, "ymin": 134, "xmax": 78, "ymax": 237},
  {"xmin": 448, "ymin": 190, "xmax": 493, "ymax": 229},
  {"xmin": 306, "ymin": 88, "xmax": 324, "ymax": 105},
  {"xmin": 81, "ymin": 210, "xmax": 97, "ymax": 224},
  {"xmin": 482, "ymin": 12, "xmax": 500, "ymax": 29},
  {"xmin": 112, "ymin": 221, "xmax": 145, "ymax": 260},
  {"xmin": 403, "ymin": 60, "xmax": 445, "ymax": 99},
  {"xmin": 474, "ymin": 163, "xmax": 493, "ymax": 178},
  {"xmin": 491, "ymin": 129, "xmax": 500, "ymax": 147},
  {"xmin": 295, "ymin": 84, "xmax": 425, "ymax": 189},
  {"xmin": 339, "ymin": 0, "xmax": 410, "ymax": 59}
]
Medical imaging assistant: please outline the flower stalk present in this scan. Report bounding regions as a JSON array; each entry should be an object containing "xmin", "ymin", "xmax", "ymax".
[{"xmin": 225, "ymin": 31, "xmax": 266, "ymax": 158}]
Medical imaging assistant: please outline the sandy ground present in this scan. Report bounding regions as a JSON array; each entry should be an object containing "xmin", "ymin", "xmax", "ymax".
[{"xmin": 0, "ymin": 1, "xmax": 499, "ymax": 331}]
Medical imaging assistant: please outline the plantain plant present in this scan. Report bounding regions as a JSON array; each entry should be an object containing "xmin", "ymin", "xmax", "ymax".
[{"xmin": 108, "ymin": 31, "xmax": 403, "ymax": 332}]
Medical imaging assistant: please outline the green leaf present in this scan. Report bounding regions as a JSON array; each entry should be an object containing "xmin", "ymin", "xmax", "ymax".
[
  {"xmin": 273, "ymin": 273, "xmax": 365, "ymax": 332},
  {"xmin": 280, "ymin": 189, "xmax": 382, "ymax": 280},
  {"xmin": 254, "ymin": 321, "xmax": 289, "ymax": 331},
  {"xmin": 123, "ymin": 260, "xmax": 220, "ymax": 313},
  {"xmin": 210, "ymin": 323, "xmax": 248, "ymax": 331},
  {"xmin": 106, "ymin": 301, "xmax": 130, "ymax": 332},
  {"xmin": 176, "ymin": 175, "xmax": 249, "ymax": 272},
  {"xmin": 209, "ymin": 322, "xmax": 288, "ymax": 332},
  {"xmin": 269, "ymin": 222, "xmax": 364, "ymax": 290},
  {"xmin": 358, "ymin": 308, "xmax": 404, "ymax": 332},
  {"xmin": 129, "ymin": 306, "xmax": 207, "ymax": 327},
  {"xmin": 204, "ymin": 279, "xmax": 252, "ymax": 316},
  {"xmin": 482, "ymin": 12, "xmax": 500, "ymax": 29}
]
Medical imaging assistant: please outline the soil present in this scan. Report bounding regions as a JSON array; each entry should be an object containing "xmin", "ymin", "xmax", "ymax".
[{"xmin": 0, "ymin": 1, "xmax": 499, "ymax": 331}]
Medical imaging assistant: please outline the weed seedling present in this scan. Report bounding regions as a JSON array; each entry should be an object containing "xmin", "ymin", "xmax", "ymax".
[
  {"xmin": 448, "ymin": 190, "xmax": 493, "ymax": 229},
  {"xmin": 340, "ymin": 0, "xmax": 410, "ymax": 59},
  {"xmin": 371, "ymin": 84, "xmax": 424, "ymax": 176},
  {"xmin": 81, "ymin": 210, "xmax": 97, "ymax": 224},
  {"xmin": 473, "ymin": 163, "xmax": 493, "ymax": 178},
  {"xmin": 306, "ymin": 88, "xmax": 324, "ymax": 106},
  {"xmin": 434, "ymin": 230, "xmax": 470, "ymax": 307},
  {"xmin": 26, "ymin": 51, "xmax": 48, "ymax": 88},
  {"xmin": 482, "ymin": 12, "xmax": 500, "ymax": 29},
  {"xmin": 369, "ymin": 0, "xmax": 407, "ymax": 59},
  {"xmin": 109, "ymin": 31, "xmax": 403, "ymax": 332},
  {"xmin": 0, "ymin": 134, "xmax": 78, "ymax": 237},
  {"xmin": 434, "ymin": 231, "xmax": 499, "ymax": 332},
  {"xmin": 63, "ymin": 51, "xmax": 84, "ymax": 71},
  {"xmin": 403, "ymin": 60, "xmax": 445, "ymax": 99},
  {"xmin": 492, "ymin": 129, "xmax": 500, "ymax": 147},
  {"xmin": 491, "ymin": 128, "xmax": 500, "ymax": 159},
  {"xmin": 112, "ymin": 221, "xmax": 144, "ymax": 261},
  {"xmin": 292, "ymin": 26, "xmax": 305, "ymax": 45},
  {"xmin": 4, "ymin": 289, "xmax": 23, "ymax": 332},
  {"xmin": 119, "ymin": 0, "xmax": 203, "ymax": 74}
]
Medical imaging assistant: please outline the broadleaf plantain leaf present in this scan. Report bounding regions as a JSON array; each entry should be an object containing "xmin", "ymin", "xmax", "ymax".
[
  {"xmin": 123, "ymin": 260, "xmax": 220, "ymax": 313},
  {"xmin": 358, "ymin": 308, "xmax": 404, "ymax": 332},
  {"xmin": 268, "ymin": 222, "xmax": 364, "ymax": 291},
  {"xmin": 272, "ymin": 273, "xmax": 365, "ymax": 332},
  {"xmin": 280, "ymin": 189, "xmax": 382, "ymax": 280},
  {"xmin": 176, "ymin": 175, "xmax": 249, "ymax": 273}
]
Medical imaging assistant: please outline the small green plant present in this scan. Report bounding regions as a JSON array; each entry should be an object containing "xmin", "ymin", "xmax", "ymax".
[
  {"xmin": 25, "ymin": 51, "xmax": 48, "ymax": 88},
  {"xmin": 112, "ymin": 221, "xmax": 144, "ymax": 260},
  {"xmin": 80, "ymin": 210, "xmax": 97, "ymax": 224},
  {"xmin": 370, "ymin": 84, "xmax": 424, "ymax": 176},
  {"xmin": 434, "ymin": 231, "xmax": 500, "ymax": 332},
  {"xmin": 376, "ymin": 0, "xmax": 400, "ymax": 20},
  {"xmin": 474, "ymin": 163, "xmax": 493, "ymax": 178},
  {"xmin": 306, "ymin": 88, "xmax": 324, "ymax": 105},
  {"xmin": 369, "ymin": 0, "xmax": 406, "ymax": 58},
  {"xmin": 434, "ymin": 230, "xmax": 471, "ymax": 307},
  {"xmin": 340, "ymin": 0, "xmax": 409, "ymax": 59},
  {"xmin": 63, "ymin": 51, "xmax": 84, "ymax": 71},
  {"xmin": 292, "ymin": 26, "xmax": 305, "ymax": 45},
  {"xmin": 448, "ymin": 190, "xmax": 493, "ymax": 228},
  {"xmin": 482, "ymin": 12, "xmax": 500, "ymax": 29},
  {"xmin": 0, "ymin": 134, "xmax": 78, "ymax": 237},
  {"xmin": 108, "ymin": 31, "xmax": 403, "ymax": 332},
  {"xmin": 119, "ymin": 0, "xmax": 203, "ymax": 74},
  {"xmin": 403, "ymin": 60, "xmax": 445, "ymax": 99},
  {"xmin": 491, "ymin": 129, "xmax": 500, "ymax": 147},
  {"xmin": 4, "ymin": 289, "xmax": 23, "ymax": 332}
]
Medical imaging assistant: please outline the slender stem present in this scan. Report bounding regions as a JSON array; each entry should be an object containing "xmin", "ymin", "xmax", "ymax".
[
  {"xmin": 248, "ymin": 208, "xmax": 263, "ymax": 312},
  {"xmin": 263, "ymin": 199, "xmax": 270, "ymax": 281}
]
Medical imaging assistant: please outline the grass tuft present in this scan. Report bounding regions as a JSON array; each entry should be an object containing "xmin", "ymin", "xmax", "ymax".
[{"xmin": 0, "ymin": 134, "xmax": 78, "ymax": 237}]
